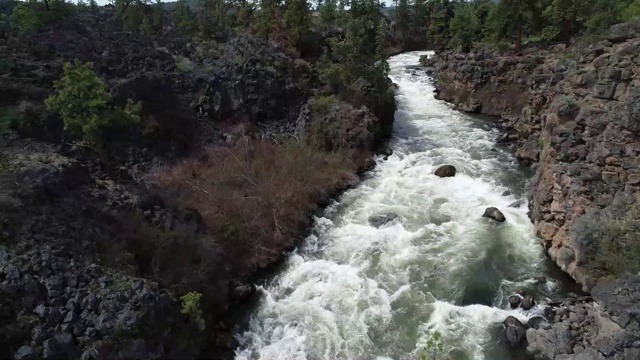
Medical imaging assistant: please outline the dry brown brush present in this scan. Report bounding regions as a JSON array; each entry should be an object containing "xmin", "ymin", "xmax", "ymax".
[{"xmin": 149, "ymin": 140, "xmax": 362, "ymax": 275}]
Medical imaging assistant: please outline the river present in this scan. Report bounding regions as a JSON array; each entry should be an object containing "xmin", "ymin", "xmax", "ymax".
[{"xmin": 234, "ymin": 52, "xmax": 579, "ymax": 360}]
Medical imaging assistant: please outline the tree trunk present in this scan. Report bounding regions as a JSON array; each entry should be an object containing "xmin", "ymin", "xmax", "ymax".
[
  {"xmin": 516, "ymin": 23, "xmax": 522, "ymax": 53},
  {"xmin": 43, "ymin": 0, "xmax": 50, "ymax": 10}
]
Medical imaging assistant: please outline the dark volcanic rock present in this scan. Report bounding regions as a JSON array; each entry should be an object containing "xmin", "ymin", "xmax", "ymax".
[
  {"xmin": 434, "ymin": 165, "xmax": 456, "ymax": 177},
  {"xmin": 482, "ymin": 207, "xmax": 506, "ymax": 222},
  {"xmin": 503, "ymin": 316, "xmax": 527, "ymax": 347},
  {"xmin": 508, "ymin": 294, "xmax": 522, "ymax": 309},
  {"xmin": 521, "ymin": 296, "xmax": 536, "ymax": 310},
  {"xmin": 368, "ymin": 213, "xmax": 400, "ymax": 228}
]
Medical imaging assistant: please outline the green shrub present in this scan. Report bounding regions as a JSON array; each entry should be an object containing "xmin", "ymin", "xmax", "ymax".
[
  {"xmin": 175, "ymin": 56, "xmax": 194, "ymax": 72},
  {"xmin": 0, "ymin": 107, "xmax": 21, "ymax": 135},
  {"xmin": 574, "ymin": 196, "xmax": 640, "ymax": 277},
  {"xmin": 45, "ymin": 61, "xmax": 141, "ymax": 146},
  {"xmin": 309, "ymin": 95, "xmax": 338, "ymax": 115},
  {"xmin": 10, "ymin": 1, "xmax": 43, "ymax": 33},
  {"xmin": 180, "ymin": 291, "xmax": 205, "ymax": 330}
]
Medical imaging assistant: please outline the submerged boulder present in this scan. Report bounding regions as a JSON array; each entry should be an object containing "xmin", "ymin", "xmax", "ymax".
[
  {"xmin": 503, "ymin": 316, "xmax": 527, "ymax": 347},
  {"xmin": 483, "ymin": 207, "xmax": 506, "ymax": 222},
  {"xmin": 434, "ymin": 165, "xmax": 456, "ymax": 177},
  {"xmin": 368, "ymin": 213, "xmax": 399, "ymax": 228}
]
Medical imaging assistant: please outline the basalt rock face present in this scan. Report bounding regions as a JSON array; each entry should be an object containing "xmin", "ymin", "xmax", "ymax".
[
  {"xmin": 0, "ymin": 7, "xmax": 396, "ymax": 360},
  {"xmin": 434, "ymin": 24, "xmax": 640, "ymax": 292},
  {"xmin": 524, "ymin": 275, "xmax": 640, "ymax": 360}
]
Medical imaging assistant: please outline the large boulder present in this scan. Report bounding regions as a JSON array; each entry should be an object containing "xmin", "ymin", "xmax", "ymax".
[
  {"xmin": 521, "ymin": 295, "xmax": 536, "ymax": 310},
  {"xmin": 607, "ymin": 22, "xmax": 640, "ymax": 43},
  {"xmin": 526, "ymin": 322, "xmax": 573, "ymax": 359},
  {"xmin": 503, "ymin": 316, "xmax": 527, "ymax": 347},
  {"xmin": 434, "ymin": 165, "xmax": 456, "ymax": 177},
  {"xmin": 508, "ymin": 294, "xmax": 522, "ymax": 309},
  {"xmin": 368, "ymin": 213, "xmax": 400, "ymax": 228},
  {"xmin": 483, "ymin": 207, "xmax": 506, "ymax": 222}
]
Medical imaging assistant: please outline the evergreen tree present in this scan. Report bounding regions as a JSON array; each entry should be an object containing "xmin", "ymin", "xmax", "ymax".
[
  {"xmin": 542, "ymin": 0, "xmax": 593, "ymax": 43},
  {"xmin": 375, "ymin": 18, "xmax": 390, "ymax": 76},
  {"xmin": 397, "ymin": 0, "xmax": 410, "ymax": 45},
  {"xmin": 198, "ymin": 0, "xmax": 229, "ymax": 37},
  {"xmin": 152, "ymin": 0, "xmax": 164, "ymax": 31},
  {"xmin": 586, "ymin": 0, "xmax": 628, "ymax": 33},
  {"xmin": 449, "ymin": 2, "xmax": 478, "ymax": 52},
  {"xmin": 256, "ymin": 0, "xmax": 282, "ymax": 41},
  {"xmin": 172, "ymin": 0, "xmax": 197, "ymax": 35},
  {"xmin": 411, "ymin": 0, "xmax": 430, "ymax": 39},
  {"xmin": 123, "ymin": 1, "xmax": 144, "ymax": 32},
  {"xmin": 624, "ymin": 0, "xmax": 640, "ymax": 20},
  {"xmin": 233, "ymin": 0, "xmax": 254, "ymax": 32},
  {"xmin": 427, "ymin": 0, "xmax": 454, "ymax": 49},
  {"xmin": 320, "ymin": 0, "xmax": 337, "ymax": 26},
  {"xmin": 283, "ymin": 0, "xmax": 311, "ymax": 51}
]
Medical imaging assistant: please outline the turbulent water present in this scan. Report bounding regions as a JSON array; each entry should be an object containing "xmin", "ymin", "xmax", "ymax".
[{"xmin": 235, "ymin": 52, "xmax": 577, "ymax": 360}]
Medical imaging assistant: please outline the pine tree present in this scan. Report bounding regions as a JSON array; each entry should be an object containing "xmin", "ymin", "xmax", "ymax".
[
  {"xmin": 427, "ymin": 0, "xmax": 454, "ymax": 49},
  {"xmin": 449, "ymin": 2, "xmax": 478, "ymax": 52},
  {"xmin": 233, "ymin": 0, "xmax": 254, "ymax": 32},
  {"xmin": 283, "ymin": 0, "xmax": 311, "ymax": 51},
  {"xmin": 586, "ymin": 0, "xmax": 628, "ymax": 33},
  {"xmin": 375, "ymin": 18, "xmax": 389, "ymax": 75},
  {"xmin": 320, "ymin": 0, "xmax": 337, "ymax": 26},
  {"xmin": 172, "ymin": 0, "xmax": 197, "ymax": 35},
  {"xmin": 256, "ymin": 0, "xmax": 281, "ymax": 41},
  {"xmin": 542, "ymin": 0, "xmax": 593, "ymax": 43},
  {"xmin": 397, "ymin": 0, "xmax": 410, "ymax": 45},
  {"xmin": 152, "ymin": 0, "xmax": 164, "ymax": 31},
  {"xmin": 198, "ymin": 0, "xmax": 229, "ymax": 37},
  {"xmin": 624, "ymin": 0, "xmax": 640, "ymax": 20}
]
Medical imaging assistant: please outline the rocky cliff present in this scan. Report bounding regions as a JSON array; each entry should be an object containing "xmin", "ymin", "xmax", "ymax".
[
  {"xmin": 433, "ymin": 22, "xmax": 640, "ymax": 360},
  {"xmin": 434, "ymin": 22, "xmax": 640, "ymax": 290},
  {"xmin": 0, "ymin": 5, "xmax": 395, "ymax": 360}
]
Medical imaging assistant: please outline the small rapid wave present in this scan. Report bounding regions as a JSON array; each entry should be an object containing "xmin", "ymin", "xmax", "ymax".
[{"xmin": 235, "ymin": 52, "xmax": 574, "ymax": 360}]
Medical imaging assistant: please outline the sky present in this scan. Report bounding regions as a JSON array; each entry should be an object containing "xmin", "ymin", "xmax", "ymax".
[{"xmin": 93, "ymin": 0, "xmax": 397, "ymax": 7}]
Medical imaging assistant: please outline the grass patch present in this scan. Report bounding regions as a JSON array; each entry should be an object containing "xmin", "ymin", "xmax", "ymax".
[{"xmin": 309, "ymin": 95, "xmax": 339, "ymax": 115}]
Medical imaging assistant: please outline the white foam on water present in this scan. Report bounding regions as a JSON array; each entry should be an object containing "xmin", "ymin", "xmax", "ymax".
[{"xmin": 235, "ymin": 52, "xmax": 554, "ymax": 360}]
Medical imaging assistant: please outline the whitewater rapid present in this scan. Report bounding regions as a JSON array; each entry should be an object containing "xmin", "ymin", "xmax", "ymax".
[{"xmin": 235, "ymin": 52, "xmax": 574, "ymax": 360}]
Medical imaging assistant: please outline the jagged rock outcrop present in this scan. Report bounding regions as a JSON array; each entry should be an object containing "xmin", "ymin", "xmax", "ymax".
[
  {"xmin": 435, "ymin": 22, "xmax": 640, "ymax": 360},
  {"xmin": 434, "ymin": 23, "xmax": 640, "ymax": 291},
  {"xmin": 523, "ymin": 275, "xmax": 640, "ymax": 360},
  {"xmin": 0, "ymin": 5, "xmax": 396, "ymax": 360}
]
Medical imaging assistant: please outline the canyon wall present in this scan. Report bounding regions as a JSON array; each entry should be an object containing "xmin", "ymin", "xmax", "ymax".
[{"xmin": 434, "ymin": 22, "xmax": 640, "ymax": 291}]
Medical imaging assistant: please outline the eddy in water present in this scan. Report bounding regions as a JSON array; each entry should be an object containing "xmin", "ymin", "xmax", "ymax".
[{"xmin": 235, "ymin": 52, "xmax": 578, "ymax": 360}]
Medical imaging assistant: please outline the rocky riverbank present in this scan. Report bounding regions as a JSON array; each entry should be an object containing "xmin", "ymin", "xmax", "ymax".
[
  {"xmin": 432, "ymin": 22, "xmax": 640, "ymax": 360},
  {"xmin": 0, "ymin": 5, "xmax": 395, "ymax": 359}
]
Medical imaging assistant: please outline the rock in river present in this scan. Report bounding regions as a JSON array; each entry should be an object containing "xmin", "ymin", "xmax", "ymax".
[
  {"xmin": 503, "ymin": 316, "xmax": 527, "ymax": 347},
  {"xmin": 509, "ymin": 294, "xmax": 522, "ymax": 309},
  {"xmin": 483, "ymin": 207, "xmax": 506, "ymax": 222},
  {"xmin": 368, "ymin": 213, "xmax": 399, "ymax": 228},
  {"xmin": 434, "ymin": 165, "xmax": 456, "ymax": 177}
]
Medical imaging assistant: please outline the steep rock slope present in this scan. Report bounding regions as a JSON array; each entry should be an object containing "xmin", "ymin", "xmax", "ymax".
[
  {"xmin": 434, "ymin": 23, "xmax": 640, "ymax": 290},
  {"xmin": 433, "ymin": 22, "xmax": 640, "ymax": 360},
  {"xmin": 0, "ymin": 8, "xmax": 395, "ymax": 360}
]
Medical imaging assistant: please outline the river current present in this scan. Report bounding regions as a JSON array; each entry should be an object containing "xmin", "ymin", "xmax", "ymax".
[{"xmin": 234, "ymin": 52, "xmax": 578, "ymax": 360}]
